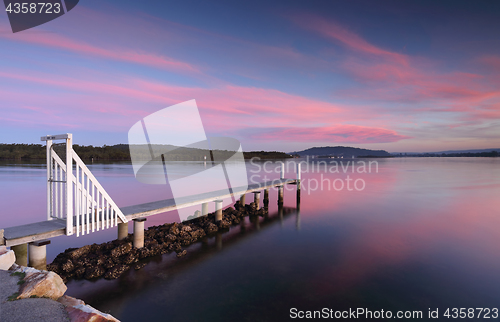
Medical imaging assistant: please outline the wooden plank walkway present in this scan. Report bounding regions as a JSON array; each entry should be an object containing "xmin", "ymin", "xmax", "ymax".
[{"xmin": 2, "ymin": 178, "xmax": 296, "ymax": 247}]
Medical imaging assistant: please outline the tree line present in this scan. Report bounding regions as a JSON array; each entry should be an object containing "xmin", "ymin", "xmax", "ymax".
[{"xmin": 0, "ymin": 144, "xmax": 292, "ymax": 161}]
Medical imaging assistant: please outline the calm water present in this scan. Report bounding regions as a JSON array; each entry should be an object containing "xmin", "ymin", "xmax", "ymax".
[{"xmin": 1, "ymin": 158, "xmax": 500, "ymax": 321}]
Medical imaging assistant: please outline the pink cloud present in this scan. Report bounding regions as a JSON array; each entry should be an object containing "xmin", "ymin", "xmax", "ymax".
[
  {"xmin": 0, "ymin": 29, "xmax": 199, "ymax": 74},
  {"xmin": 288, "ymin": 14, "xmax": 500, "ymax": 126},
  {"xmin": 0, "ymin": 69, "xmax": 392, "ymax": 141},
  {"xmin": 290, "ymin": 13, "xmax": 409, "ymax": 65},
  {"xmin": 249, "ymin": 124, "xmax": 410, "ymax": 143}
]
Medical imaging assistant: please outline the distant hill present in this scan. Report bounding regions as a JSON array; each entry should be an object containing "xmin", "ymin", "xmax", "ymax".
[
  {"xmin": 392, "ymin": 148, "xmax": 500, "ymax": 156},
  {"xmin": 290, "ymin": 146, "xmax": 392, "ymax": 158}
]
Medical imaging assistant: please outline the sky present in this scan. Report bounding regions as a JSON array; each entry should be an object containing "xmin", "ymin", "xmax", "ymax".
[{"xmin": 0, "ymin": 0, "xmax": 499, "ymax": 153}]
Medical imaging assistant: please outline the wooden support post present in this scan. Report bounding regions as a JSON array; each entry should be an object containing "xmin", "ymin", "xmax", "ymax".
[
  {"xmin": 12, "ymin": 243, "xmax": 28, "ymax": 267},
  {"xmin": 296, "ymin": 188, "xmax": 301, "ymax": 210},
  {"xmin": 296, "ymin": 163, "xmax": 301, "ymax": 190},
  {"xmin": 29, "ymin": 239, "xmax": 50, "ymax": 270},
  {"xmin": 133, "ymin": 218, "xmax": 146, "ymax": 248},
  {"xmin": 296, "ymin": 185, "xmax": 301, "ymax": 231},
  {"xmin": 240, "ymin": 194, "xmax": 246, "ymax": 205},
  {"xmin": 0, "ymin": 229, "xmax": 3, "ymax": 246},
  {"xmin": 118, "ymin": 222, "xmax": 128, "ymax": 240},
  {"xmin": 280, "ymin": 162, "xmax": 285, "ymax": 179},
  {"xmin": 253, "ymin": 191, "xmax": 261, "ymax": 210},
  {"xmin": 202, "ymin": 202, "xmax": 209, "ymax": 216},
  {"xmin": 215, "ymin": 200, "xmax": 223, "ymax": 221}
]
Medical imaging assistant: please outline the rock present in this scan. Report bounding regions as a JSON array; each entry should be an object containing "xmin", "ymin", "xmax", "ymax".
[
  {"xmin": 9, "ymin": 264, "xmax": 67, "ymax": 300},
  {"xmin": 169, "ymin": 223, "xmax": 180, "ymax": 235},
  {"xmin": 205, "ymin": 222, "xmax": 218, "ymax": 234},
  {"xmin": 103, "ymin": 258, "xmax": 115, "ymax": 269},
  {"xmin": 181, "ymin": 225, "xmax": 192, "ymax": 232},
  {"xmin": 58, "ymin": 295, "xmax": 120, "ymax": 322},
  {"xmin": 190, "ymin": 228, "xmax": 206, "ymax": 239},
  {"xmin": 110, "ymin": 242, "xmax": 132, "ymax": 257},
  {"xmin": 178, "ymin": 231, "xmax": 190, "ymax": 240},
  {"xmin": 67, "ymin": 245, "xmax": 92, "ymax": 260},
  {"xmin": 104, "ymin": 265, "xmax": 129, "ymax": 280},
  {"xmin": 0, "ymin": 248, "xmax": 15, "ymax": 270},
  {"xmin": 165, "ymin": 234, "xmax": 177, "ymax": 241},
  {"xmin": 218, "ymin": 220, "xmax": 231, "ymax": 229},
  {"xmin": 176, "ymin": 250, "xmax": 187, "ymax": 258},
  {"xmin": 74, "ymin": 266, "xmax": 86, "ymax": 279},
  {"xmin": 122, "ymin": 252, "xmax": 138, "ymax": 265},
  {"xmin": 84, "ymin": 265, "xmax": 105, "ymax": 279},
  {"xmin": 58, "ymin": 294, "xmax": 85, "ymax": 306},
  {"xmin": 133, "ymin": 262, "xmax": 146, "ymax": 270},
  {"xmin": 61, "ymin": 259, "xmax": 74, "ymax": 273}
]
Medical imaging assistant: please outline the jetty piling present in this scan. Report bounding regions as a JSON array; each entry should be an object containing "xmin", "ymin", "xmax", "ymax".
[
  {"xmin": 253, "ymin": 191, "xmax": 261, "ymax": 210},
  {"xmin": 133, "ymin": 218, "xmax": 146, "ymax": 248},
  {"xmin": 215, "ymin": 200, "xmax": 223, "ymax": 221},
  {"xmin": 202, "ymin": 202, "xmax": 209, "ymax": 216},
  {"xmin": 11, "ymin": 244, "xmax": 27, "ymax": 266},
  {"xmin": 29, "ymin": 239, "xmax": 50, "ymax": 270},
  {"xmin": 117, "ymin": 222, "xmax": 128, "ymax": 240}
]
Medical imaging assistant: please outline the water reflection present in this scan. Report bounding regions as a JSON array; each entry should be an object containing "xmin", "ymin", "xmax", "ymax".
[
  {"xmin": 67, "ymin": 205, "xmax": 300, "ymax": 314},
  {"xmin": 2, "ymin": 158, "xmax": 500, "ymax": 322}
]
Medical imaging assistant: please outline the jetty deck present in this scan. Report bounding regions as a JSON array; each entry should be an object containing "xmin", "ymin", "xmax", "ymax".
[{"xmin": 2, "ymin": 178, "xmax": 296, "ymax": 247}]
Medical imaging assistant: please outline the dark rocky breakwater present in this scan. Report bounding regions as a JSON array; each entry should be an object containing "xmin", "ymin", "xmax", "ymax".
[{"xmin": 47, "ymin": 200, "xmax": 268, "ymax": 282}]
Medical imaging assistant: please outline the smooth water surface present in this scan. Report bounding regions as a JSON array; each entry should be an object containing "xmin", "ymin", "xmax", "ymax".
[{"xmin": 1, "ymin": 158, "xmax": 499, "ymax": 321}]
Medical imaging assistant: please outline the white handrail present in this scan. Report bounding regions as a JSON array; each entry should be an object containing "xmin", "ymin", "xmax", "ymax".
[{"xmin": 43, "ymin": 133, "xmax": 128, "ymax": 237}]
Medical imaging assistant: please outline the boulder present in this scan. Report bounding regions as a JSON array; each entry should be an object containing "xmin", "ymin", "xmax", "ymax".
[
  {"xmin": 169, "ymin": 223, "xmax": 180, "ymax": 235},
  {"xmin": 110, "ymin": 242, "xmax": 132, "ymax": 257},
  {"xmin": 0, "ymin": 247, "xmax": 15, "ymax": 270},
  {"xmin": 67, "ymin": 245, "xmax": 92, "ymax": 260},
  {"xmin": 9, "ymin": 264, "xmax": 67, "ymax": 300},
  {"xmin": 205, "ymin": 222, "xmax": 218, "ymax": 234},
  {"xmin": 104, "ymin": 264, "xmax": 129, "ymax": 280},
  {"xmin": 58, "ymin": 295, "xmax": 120, "ymax": 322}
]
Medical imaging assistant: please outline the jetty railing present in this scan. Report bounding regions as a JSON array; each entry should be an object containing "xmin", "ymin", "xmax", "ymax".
[{"xmin": 42, "ymin": 134, "xmax": 128, "ymax": 237}]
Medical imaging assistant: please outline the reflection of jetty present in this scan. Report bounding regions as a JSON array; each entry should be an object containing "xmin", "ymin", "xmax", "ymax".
[{"xmin": 1, "ymin": 134, "xmax": 301, "ymax": 271}]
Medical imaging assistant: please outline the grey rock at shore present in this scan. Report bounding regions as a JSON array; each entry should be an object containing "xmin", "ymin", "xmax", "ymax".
[
  {"xmin": 1, "ymin": 267, "xmax": 121, "ymax": 322},
  {"xmin": 1, "ymin": 298, "xmax": 69, "ymax": 322},
  {"xmin": 0, "ymin": 269, "xmax": 69, "ymax": 322}
]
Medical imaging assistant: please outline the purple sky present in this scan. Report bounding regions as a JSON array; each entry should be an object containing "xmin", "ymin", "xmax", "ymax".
[{"xmin": 1, "ymin": 1, "xmax": 499, "ymax": 152}]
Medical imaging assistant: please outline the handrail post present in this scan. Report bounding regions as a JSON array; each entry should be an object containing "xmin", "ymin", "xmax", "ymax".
[
  {"xmin": 66, "ymin": 134, "xmax": 73, "ymax": 235},
  {"xmin": 46, "ymin": 138, "xmax": 52, "ymax": 221}
]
